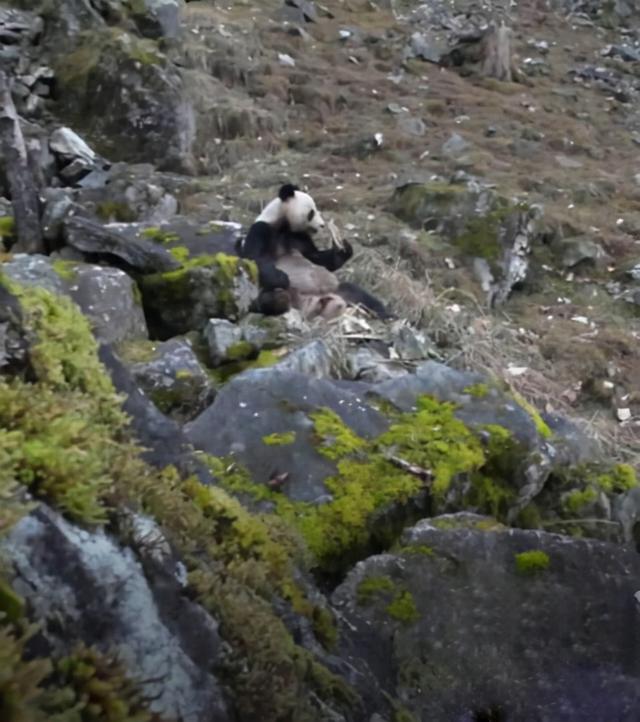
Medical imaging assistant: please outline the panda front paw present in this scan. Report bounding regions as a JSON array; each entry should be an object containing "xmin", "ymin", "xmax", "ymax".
[{"xmin": 335, "ymin": 240, "xmax": 353, "ymax": 263}]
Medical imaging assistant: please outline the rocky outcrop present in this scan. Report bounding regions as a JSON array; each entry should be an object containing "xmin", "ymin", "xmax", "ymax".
[{"xmin": 333, "ymin": 514, "xmax": 640, "ymax": 722}]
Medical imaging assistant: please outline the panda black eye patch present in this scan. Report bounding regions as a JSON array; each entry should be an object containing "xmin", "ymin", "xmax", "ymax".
[{"xmin": 307, "ymin": 209, "xmax": 315, "ymax": 221}]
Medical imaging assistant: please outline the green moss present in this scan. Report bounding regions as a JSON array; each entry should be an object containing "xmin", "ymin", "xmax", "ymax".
[
  {"xmin": 356, "ymin": 576, "xmax": 419, "ymax": 624},
  {"xmin": 141, "ymin": 227, "xmax": 180, "ymax": 244},
  {"xmin": 226, "ymin": 340, "xmax": 255, "ymax": 361},
  {"xmin": 466, "ymin": 474, "xmax": 515, "ymax": 519},
  {"xmin": 429, "ymin": 515, "xmax": 506, "ymax": 532},
  {"xmin": 398, "ymin": 544, "xmax": 435, "ymax": 557},
  {"xmin": 386, "ymin": 590, "xmax": 420, "ymax": 624},
  {"xmin": 464, "ymin": 383, "xmax": 489, "ymax": 398},
  {"xmin": 209, "ymin": 349, "xmax": 280, "ymax": 385},
  {"xmin": 596, "ymin": 463, "xmax": 637, "ymax": 493},
  {"xmin": 378, "ymin": 396, "xmax": 485, "ymax": 497},
  {"xmin": 515, "ymin": 503, "xmax": 542, "ymax": 529},
  {"xmin": 515, "ymin": 550, "xmax": 550, "ymax": 575},
  {"xmin": 0, "ymin": 216, "xmax": 15, "ymax": 247},
  {"xmin": 95, "ymin": 201, "xmax": 136, "ymax": 223},
  {"xmin": 169, "ymin": 246, "xmax": 190, "ymax": 264},
  {"xmin": 311, "ymin": 606, "xmax": 338, "ymax": 650},
  {"xmin": 140, "ymin": 253, "xmax": 257, "ymax": 319},
  {"xmin": 563, "ymin": 486, "xmax": 598, "ymax": 514},
  {"xmin": 356, "ymin": 575, "xmax": 396, "ymax": 605},
  {"xmin": 41, "ymin": 645, "xmax": 162, "ymax": 721},
  {"xmin": 218, "ymin": 396, "xmax": 497, "ymax": 573},
  {"xmin": 114, "ymin": 339, "xmax": 158, "ymax": 364},
  {"xmin": 263, "ymin": 432, "xmax": 297, "ymax": 446},
  {"xmin": 310, "ymin": 408, "xmax": 367, "ymax": 460},
  {"xmin": 51, "ymin": 259, "xmax": 77, "ymax": 281},
  {"xmin": 389, "ymin": 181, "xmax": 464, "ymax": 228},
  {"xmin": 0, "ymin": 579, "xmax": 25, "ymax": 624},
  {"xmin": 511, "ymin": 391, "xmax": 552, "ymax": 439}
]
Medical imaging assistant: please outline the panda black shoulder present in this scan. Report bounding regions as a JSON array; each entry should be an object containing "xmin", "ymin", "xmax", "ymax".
[{"xmin": 239, "ymin": 220, "xmax": 276, "ymax": 259}]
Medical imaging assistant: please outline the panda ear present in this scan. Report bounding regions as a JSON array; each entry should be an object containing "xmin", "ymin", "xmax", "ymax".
[{"xmin": 278, "ymin": 184, "xmax": 299, "ymax": 202}]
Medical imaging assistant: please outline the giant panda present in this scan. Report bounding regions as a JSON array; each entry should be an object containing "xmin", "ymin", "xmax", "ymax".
[{"xmin": 237, "ymin": 183, "xmax": 390, "ymax": 320}]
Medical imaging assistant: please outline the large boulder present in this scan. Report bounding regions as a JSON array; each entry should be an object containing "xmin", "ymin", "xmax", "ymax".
[
  {"xmin": 53, "ymin": 28, "xmax": 196, "ymax": 172},
  {"xmin": 138, "ymin": 253, "xmax": 258, "ymax": 339},
  {"xmin": 332, "ymin": 514, "xmax": 640, "ymax": 722},
  {"xmin": 2, "ymin": 254, "xmax": 148, "ymax": 345},
  {"xmin": 3, "ymin": 504, "xmax": 231, "ymax": 722}
]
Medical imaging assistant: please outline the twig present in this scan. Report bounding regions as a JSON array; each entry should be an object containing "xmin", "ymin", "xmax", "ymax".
[{"xmin": 386, "ymin": 454, "xmax": 433, "ymax": 482}]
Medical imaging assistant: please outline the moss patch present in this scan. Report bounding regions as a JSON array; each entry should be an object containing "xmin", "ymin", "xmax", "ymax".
[
  {"xmin": 356, "ymin": 575, "xmax": 420, "ymax": 624},
  {"xmin": 511, "ymin": 391, "xmax": 552, "ymax": 439},
  {"xmin": 464, "ymin": 383, "xmax": 490, "ymax": 398},
  {"xmin": 386, "ymin": 590, "xmax": 420, "ymax": 624},
  {"xmin": 0, "ymin": 216, "xmax": 15, "ymax": 249},
  {"xmin": 51, "ymin": 259, "xmax": 78, "ymax": 281},
  {"xmin": 215, "ymin": 397, "xmax": 522, "ymax": 574},
  {"xmin": 263, "ymin": 432, "xmax": 297, "ymax": 446},
  {"xmin": 141, "ymin": 227, "xmax": 180, "ymax": 244},
  {"xmin": 515, "ymin": 550, "xmax": 550, "ymax": 575}
]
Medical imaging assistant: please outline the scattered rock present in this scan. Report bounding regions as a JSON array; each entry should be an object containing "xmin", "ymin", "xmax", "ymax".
[{"xmin": 127, "ymin": 337, "xmax": 216, "ymax": 422}]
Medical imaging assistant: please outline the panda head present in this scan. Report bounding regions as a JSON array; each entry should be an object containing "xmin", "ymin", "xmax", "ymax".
[{"xmin": 257, "ymin": 183, "xmax": 326, "ymax": 235}]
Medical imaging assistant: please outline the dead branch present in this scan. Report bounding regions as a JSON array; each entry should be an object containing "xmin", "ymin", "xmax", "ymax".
[{"xmin": 0, "ymin": 71, "xmax": 44, "ymax": 254}]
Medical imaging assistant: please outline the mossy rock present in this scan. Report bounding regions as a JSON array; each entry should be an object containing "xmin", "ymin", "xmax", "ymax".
[
  {"xmin": 388, "ymin": 181, "xmax": 533, "ymax": 267},
  {"xmin": 52, "ymin": 27, "xmax": 192, "ymax": 169},
  {"xmin": 138, "ymin": 253, "xmax": 258, "ymax": 338}
]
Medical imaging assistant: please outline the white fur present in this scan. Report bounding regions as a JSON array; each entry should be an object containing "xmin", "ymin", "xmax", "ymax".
[{"xmin": 256, "ymin": 189, "xmax": 325, "ymax": 233}]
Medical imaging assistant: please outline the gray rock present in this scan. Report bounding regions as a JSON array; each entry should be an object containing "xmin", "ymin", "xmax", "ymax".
[
  {"xmin": 3, "ymin": 254, "xmax": 148, "ymax": 344},
  {"xmin": 2, "ymin": 253, "xmax": 67, "ymax": 295},
  {"xmin": 560, "ymin": 235, "xmax": 606, "ymax": 269},
  {"xmin": 390, "ymin": 323, "xmax": 433, "ymax": 360},
  {"xmin": 53, "ymin": 29, "xmax": 195, "ymax": 172},
  {"xmin": 139, "ymin": 255, "xmax": 257, "ymax": 338},
  {"xmin": 185, "ymin": 367, "xmax": 388, "ymax": 503},
  {"xmin": 555, "ymin": 154, "xmax": 583, "ymax": 169},
  {"xmin": 63, "ymin": 216, "xmax": 179, "ymax": 274},
  {"xmin": 66, "ymin": 263, "xmax": 148, "ymax": 344},
  {"xmin": 41, "ymin": 188, "xmax": 75, "ymax": 242},
  {"xmin": 99, "ymin": 345, "xmax": 215, "ymax": 483},
  {"xmin": 129, "ymin": 338, "xmax": 216, "ymax": 422},
  {"xmin": 332, "ymin": 517, "xmax": 640, "ymax": 722},
  {"xmin": 204, "ymin": 318, "xmax": 244, "ymax": 366},
  {"xmin": 408, "ymin": 31, "xmax": 447, "ymax": 63},
  {"xmin": 4, "ymin": 504, "xmax": 230, "ymax": 722},
  {"xmin": 130, "ymin": 0, "xmax": 184, "ymax": 39},
  {"xmin": 442, "ymin": 132, "xmax": 470, "ymax": 156},
  {"xmin": 0, "ymin": 284, "xmax": 29, "ymax": 376},
  {"xmin": 49, "ymin": 126, "xmax": 97, "ymax": 166},
  {"xmin": 273, "ymin": 339, "xmax": 334, "ymax": 378},
  {"xmin": 345, "ymin": 346, "xmax": 406, "ymax": 382},
  {"xmin": 396, "ymin": 115, "xmax": 427, "ymax": 137}
]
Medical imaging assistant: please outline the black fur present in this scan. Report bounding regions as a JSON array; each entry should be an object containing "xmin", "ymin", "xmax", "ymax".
[
  {"xmin": 278, "ymin": 183, "xmax": 299, "ymax": 201},
  {"xmin": 337, "ymin": 282, "xmax": 392, "ymax": 319}
]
